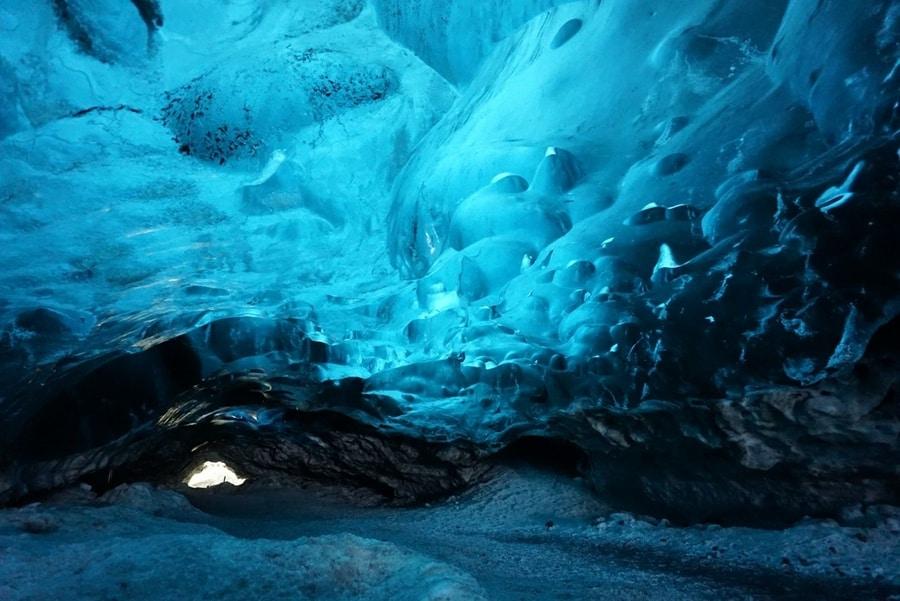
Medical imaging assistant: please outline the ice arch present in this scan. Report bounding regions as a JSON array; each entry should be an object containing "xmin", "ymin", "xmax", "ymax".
[{"xmin": 0, "ymin": 0, "xmax": 897, "ymax": 525}]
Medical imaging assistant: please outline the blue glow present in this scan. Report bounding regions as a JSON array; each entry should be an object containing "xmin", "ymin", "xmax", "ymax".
[{"xmin": 0, "ymin": 0, "xmax": 898, "ymax": 533}]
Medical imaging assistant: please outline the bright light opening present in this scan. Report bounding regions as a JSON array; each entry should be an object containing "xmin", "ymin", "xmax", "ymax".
[{"xmin": 185, "ymin": 461, "xmax": 247, "ymax": 489}]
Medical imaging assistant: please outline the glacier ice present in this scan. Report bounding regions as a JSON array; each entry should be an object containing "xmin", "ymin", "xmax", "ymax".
[{"xmin": 0, "ymin": 0, "xmax": 897, "ymax": 528}]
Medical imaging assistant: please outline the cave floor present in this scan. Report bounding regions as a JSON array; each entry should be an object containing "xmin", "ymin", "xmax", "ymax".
[
  {"xmin": 192, "ymin": 464, "xmax": 900, "ymax": 601},
  {"xmin": 2, "ymin": 464, "xmax": 899, "ymax": 600}
]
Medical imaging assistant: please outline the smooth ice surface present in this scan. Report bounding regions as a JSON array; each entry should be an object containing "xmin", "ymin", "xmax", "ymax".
[{"xmin": 0, "ymin": 0, "xmax": 898, "ymax": 525}]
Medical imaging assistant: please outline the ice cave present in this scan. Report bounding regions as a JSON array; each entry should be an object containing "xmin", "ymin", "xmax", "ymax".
[{"xmin": 0, "ymin": 0, "xmax": 898, "ymax": 599}]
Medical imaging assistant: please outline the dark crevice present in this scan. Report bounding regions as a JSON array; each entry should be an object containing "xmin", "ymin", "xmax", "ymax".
[
  {"xmin": 130, "ymin": 0, "xmax": 164, "ymax": 30},
  {"xmin": 50, "ymin": 0, "xmax": 96, "ymax": 59},
  {"xmin": 493, "ymin": 436, "xmax": 588, "ymax": 477},
  {"xmin": 50, "ymin": 0, "xmax": 162, "ymax": 63},
  {"xmin": 11, "ymin": 335, "xmax": 202, "ymax": 462},
  {"xmin": 71, "ymin": 105, "xmax": 144, "ymax": 118}
]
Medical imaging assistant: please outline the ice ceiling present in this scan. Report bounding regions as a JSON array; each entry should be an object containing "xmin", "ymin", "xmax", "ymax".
[{"xmin": 0, "ymin": 0, "xmax": 898, "ymax": 521}]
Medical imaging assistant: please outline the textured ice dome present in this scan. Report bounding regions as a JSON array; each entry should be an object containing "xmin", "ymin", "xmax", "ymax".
[{"xmin": 0, "ymin": 0, "xmax": 897, "ymax": 520}]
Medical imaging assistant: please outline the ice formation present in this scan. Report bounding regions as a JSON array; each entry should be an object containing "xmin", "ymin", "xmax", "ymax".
[{"xmin": 0, "ymin": 0, "xmax": 898, "ymax": 532}]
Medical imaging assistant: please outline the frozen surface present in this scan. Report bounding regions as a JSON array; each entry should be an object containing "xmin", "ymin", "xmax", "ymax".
[{"xmin": 0, "ymin": 0, "xmax": 898, "ymax": 527}]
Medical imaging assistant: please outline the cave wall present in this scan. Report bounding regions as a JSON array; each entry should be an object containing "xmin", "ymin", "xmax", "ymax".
[
  {"xmin": 0, "ymin": 0, "xmax": 897, "ymax": 521},
  {"xmin": 370, "ymin": 0, "xmax": 574, "ymax": 84}
]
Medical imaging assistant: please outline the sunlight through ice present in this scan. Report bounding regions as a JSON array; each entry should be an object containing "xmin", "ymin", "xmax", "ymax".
[{"xmin": 185, "ymin": 461, "xmax": 247, "ymax": 489}]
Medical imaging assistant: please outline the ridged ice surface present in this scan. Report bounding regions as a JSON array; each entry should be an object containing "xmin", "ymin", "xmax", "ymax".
[{"xmin": 0, "ymin": 0, "xmax": 898, "ymax": 520}]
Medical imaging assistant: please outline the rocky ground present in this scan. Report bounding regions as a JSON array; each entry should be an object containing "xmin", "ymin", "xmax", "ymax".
[
  {"xmin": 0, "ymin": 485, "xmax": 486, "ymax": 601},
  {"xmin": 2, "ymin": 464, "xmax": 898, "ymax": 600}
]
